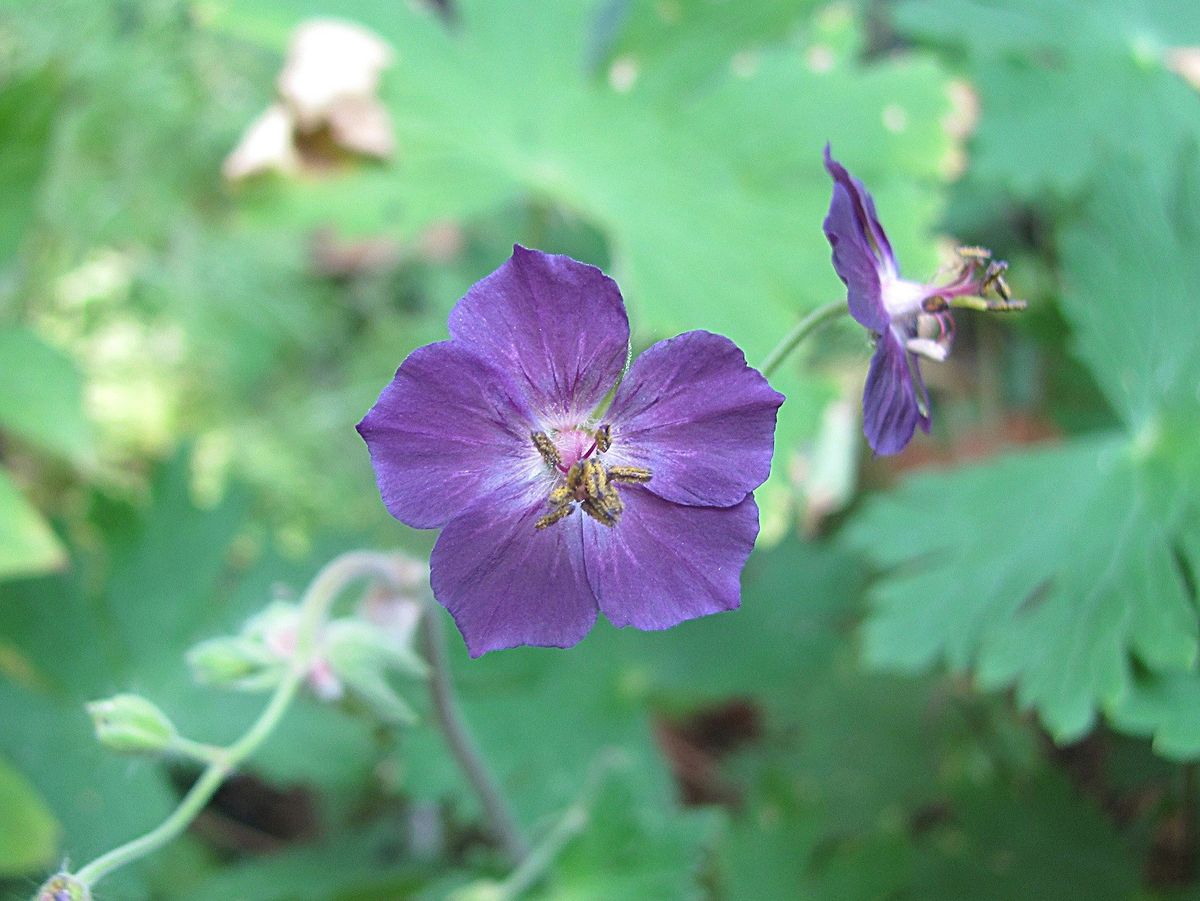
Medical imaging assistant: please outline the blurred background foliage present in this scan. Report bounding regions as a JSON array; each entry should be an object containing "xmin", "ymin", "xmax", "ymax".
[{"xmin": 1, "ymin": 0, "xmax": 1199, "ymax": 898}]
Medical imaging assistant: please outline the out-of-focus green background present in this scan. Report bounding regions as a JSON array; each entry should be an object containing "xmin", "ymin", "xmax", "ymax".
[{"xmin": 2, "ymin": 0, "xmax": 1200, "ymax": 897}]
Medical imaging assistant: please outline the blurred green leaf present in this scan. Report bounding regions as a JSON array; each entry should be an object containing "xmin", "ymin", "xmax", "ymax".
[
  {"xmin": 103, "ymin": 451, "xmax": 248, "ymax": 679},
  {"xmin": 0, "ymin": 327, "xmax": 92, "ymax": 462},
  {"xmin": 0, "ymin": 67, "xmax": 58, "ymax": 268},
  {"xmin": 895, "ymin": 0, "xmax": 1200, "ymax": 199},
  {"xmin": 214, "ymin": 0, "xmax": 954, "ymax": 358},
  {"xmin": 1057, "ymin": 149, "xmax": 1200, "ymax": 430},
  {"xmin": 1112, "ymin": 670, "xmax": 1200, "ymax": 761},
  {"xmin": 0, "ymin": 466, "xmax": 66, "ymax": 581},
  {"xmin": 0, "ymin": 753, "xmax": 59, "ymax": 876},
  {"xmin": 910, "ymin": 774, "xmax": 1139, "ymax": 900},
  {"xmin": 535, "ymin": 770, "xmax": 718, "ymax": 900}
]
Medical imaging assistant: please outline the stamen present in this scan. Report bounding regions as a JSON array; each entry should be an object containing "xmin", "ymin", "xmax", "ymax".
[
  {"xmin": 982, "ymin": 260, "xmax": 1012, "ymax": 300},
  {"xmin": 533, "ymin": 458, "xmax": 652, "ymax": 531},
  {"xmin": 581, "ymin": 459, "xmax": 608, "ymax": 500},
  {"xmin": 595, "ymin": 424, "xmax": 612, "ymax": 453},
  {"xmin": 956, "ymin": 245, "xmax": 992, "ymax": 262},
  {"xmin": 608, "ymin": 466, "xmax": 651, "ymax": 484},
  {"xmin": 535, "ymin": 506, "xmax": 573, "ymax": 530},
  {"xmin": 948, "ymin": 295, "xmax": 1027, "ymax": 313},
  {"xmin": 531, "ymin": 431, "xmax": 564, "ymax": 471}
]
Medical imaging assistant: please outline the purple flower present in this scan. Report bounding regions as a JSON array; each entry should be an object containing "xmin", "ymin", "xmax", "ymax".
[
  {"xmin": 358, "ymin": 246, "xmax": 784, "ymax": 656},
  {"xmin": 823, "ymin": 145, "xmax": 1016, "ymax": 455}
]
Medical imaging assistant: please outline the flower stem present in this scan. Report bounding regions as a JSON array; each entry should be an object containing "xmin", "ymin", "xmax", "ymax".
[
  {"xmin": 69, "ymin": 551, "xmax": 406, "ymax": 892},
  {"xmin": 491, "ymin": 750, "xmax": 622, "ymax": 899},
  {"xmin": 73, "ymin": 674, "xmax": 300, "ymax": 887},
  {"xmin": 420, "ymin": 600, "xmax": 531, "ymax": 865},
  {"xmin": 758, "ymin": 300, "xmax": 848, "ymax": 378}
]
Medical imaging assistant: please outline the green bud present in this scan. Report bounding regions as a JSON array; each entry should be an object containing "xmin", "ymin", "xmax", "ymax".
[
  {"xmin": 324, "ymin": 619, "xmax": 426, "ymax": 725},
  {"xmin": 36, "ymin": 872, "xmax": 92, "ymax": 901},
  {"xmin": 86, "ymin": 693, "xmax": 177, "ymax": 755},
  {"xmin": 186, "ymin": 635, "xmax": 283, "ymax": 691}
]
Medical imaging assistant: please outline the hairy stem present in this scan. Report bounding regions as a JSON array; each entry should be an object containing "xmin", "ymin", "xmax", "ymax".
[
  {"xmin": 758, "ymin": 299, "xmax": 848, "ymax": 378},
  {"xmin": 420, "ymin": 601, "xmax": 531, "ymax": 864},
  {"xmin": 70, "ymin": 551, "xmax": 406, "ymax": 891}
]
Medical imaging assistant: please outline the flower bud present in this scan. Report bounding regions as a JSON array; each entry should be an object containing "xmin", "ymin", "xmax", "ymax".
[
  {"xmin": 86, "ymin": 693, "xmax": 177, "ymax": 755},
  {"xmin": 36, "ymin": 873, "xmax": 92, "ymax": 901},
  {"xmin": 324, "ymin": 618, "xmax": 426, "ymax": 724},
  {"xmin": 186, "ymin": 635, "xmax": 283, "ymax": 691}
]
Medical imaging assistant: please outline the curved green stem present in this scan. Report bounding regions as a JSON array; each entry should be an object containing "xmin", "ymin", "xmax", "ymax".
[
  {"xmin": 73, "ymin": 673, "xmax": 302, "ymax": 887},
  {"xmin": 70, "ymin": 551, "xmax": 406, "ymax": 891},
  {"xmin": 758, "ymin": 300, "xmax": 848, "ymax": 378},
  {"xmin": 421, "ymin": 599, "xmax": 531, "ymax": 864},
  {"xmin": 492, "ymin": 750, "xmax": 623, "ymax": 899}
]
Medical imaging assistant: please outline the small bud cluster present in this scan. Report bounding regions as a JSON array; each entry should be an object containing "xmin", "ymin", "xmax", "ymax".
[{"xmin": 187, "ymin": 557, "xmax": 430, "ymax": 724}]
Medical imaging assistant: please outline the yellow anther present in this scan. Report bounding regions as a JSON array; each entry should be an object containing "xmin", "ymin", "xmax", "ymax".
[
  {"xmin": 531, "ymin": 431, "xmax": 562, "ymax": 469},
  {"xmin": 535, "ymin": 505, "xmax": 573, "ymax": 530},
  {"xmin": 607, "ymin": 466, "xmax": 651, "ymax": 484},
  {"xmin": 956, "ymin": 245, "xmax": 992, "ymax": 261},
  {"xmin": 595, "ymin": 424, "xmax": 612, "ymax": 453}
]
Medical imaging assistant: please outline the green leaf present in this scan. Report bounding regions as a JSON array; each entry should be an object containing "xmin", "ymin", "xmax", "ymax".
[
  {"xmin": 0, "ymin": 68, "xmax": 59, "ymax": 267},
  {"xmin": 895, "ymin": 0, "xmax": 1200, "ymax": 200},
  {"xmin": 0, "ymin": 466, "xmax": 66, "ymax": 580},
  {"xmin": 102, "ymin": 450, "xmax": 249, "ymax": 679},
  {"xmin": 0, "ymin": 327, "xmax": 93, "ymax": 463},
  {"xmin": 848, "ymin": 436, "xmax": 1198, "ymax": 743},
  {"xmin": 1110, "ymin": 670, "xmax": 1200, "ymax": 761},
  {"xmin": 213, "ymin": 0, "xmax": 954, "ymax": 360},
  {"xmin": 1057, "ymin": 149, "xmax": 1200, "ymax": 430},
  {"xmin": 535, "ymin": 770, "xmax": 718, "ymax": 900},
  {"xmin": 910, "ymin": 773, "xmax": 1139, "ymax": 900},
  {"xmin": 0, "ymin": 753, "xmax": 59, "ymax": 876}
]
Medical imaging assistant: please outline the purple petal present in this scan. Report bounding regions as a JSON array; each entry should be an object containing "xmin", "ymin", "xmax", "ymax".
[
  {"xmin": 357, "ymin": 341, "xmax": 544, "ymax": 530},
  {"xmin": 448, "ymin": 245, "xmax": 630, "ymax": 422},
  {"xmin": 862, "ymin": 329, "xmax": 926, "ymax": 455},
  {"xmin": 583, "ymin": 488, "xmax": 759, "ymax": 631},
  {"xmin": 823, "ymin": 145, "xmax": 893, "ymax": 333},
  {"xmin": 601, "ymin": 331, "xmax": 784, "ymax": 508},
  {"xmin": 430, "ymin": 491, "xmax": 596, "ymax": 656}
]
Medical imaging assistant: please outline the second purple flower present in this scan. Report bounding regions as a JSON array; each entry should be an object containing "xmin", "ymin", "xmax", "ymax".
[
  {"xmin": 823, "ymin": 145, "xmax": 1020, "ymax": 455},
  {"xmin": 359, "ymin": 246, "xmax": 783, "ymax": 656}
]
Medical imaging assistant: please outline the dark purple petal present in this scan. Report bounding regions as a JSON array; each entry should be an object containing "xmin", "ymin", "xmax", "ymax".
[
  {"xmin": 357, "ymin": 341, "xmax": 543, "ymax": 530},
  {"xmin": 601, "ymin": 331, "xmax": 784, "ymax": 508},
  {"xmin": 823, "ymin": 145, "xmax": 892, "ymax": 333},
  {"xmin": 448, "ymin": 245, "xmax": 630, "ymax": 422},
  {"xmin": 583, "ymin": 488, "xmax": 759, "ymax": 630},
  {"xmin": 430, "ymin": 491, "xmax": 596, "ymax": 656},
  {"xmin": 862, "ymin": 329, "xmax": 927, "ymax": 455}
]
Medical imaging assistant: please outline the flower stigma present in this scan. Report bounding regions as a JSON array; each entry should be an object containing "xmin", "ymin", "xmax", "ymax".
[{"xmin": 530, "ymin": 426, "xmax": 651, "ymax": 530}]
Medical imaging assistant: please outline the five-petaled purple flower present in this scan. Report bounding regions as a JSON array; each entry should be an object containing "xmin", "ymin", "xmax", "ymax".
[
  {"xmin": 823, "ymin": 145, "xmax": 1018, "ymax": 455},
  {"xmin": 358, "ymin": 246, "xmax": 784, "ymax": 656}
]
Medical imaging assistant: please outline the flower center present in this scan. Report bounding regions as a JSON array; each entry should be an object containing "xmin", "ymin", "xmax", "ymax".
[{"xmin": 530, "ymin": 426, "xmax": 651, "ymax": 530}]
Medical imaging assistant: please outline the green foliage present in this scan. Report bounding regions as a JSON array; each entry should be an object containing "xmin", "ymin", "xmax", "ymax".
[
  {"xmin": 894, "ymin": 0, "xmax": 1200, "ymax": 200},
  {"xmin": 0, "ymin": 755, "xmax": 58, "ymax": 877},
  {"xmin": 0, "ymin": 468, "xmax": 65, "ymax": 580},
  {"xmin": 0, "ymin": 327, "xmax": 93, "ymax": 463}
]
